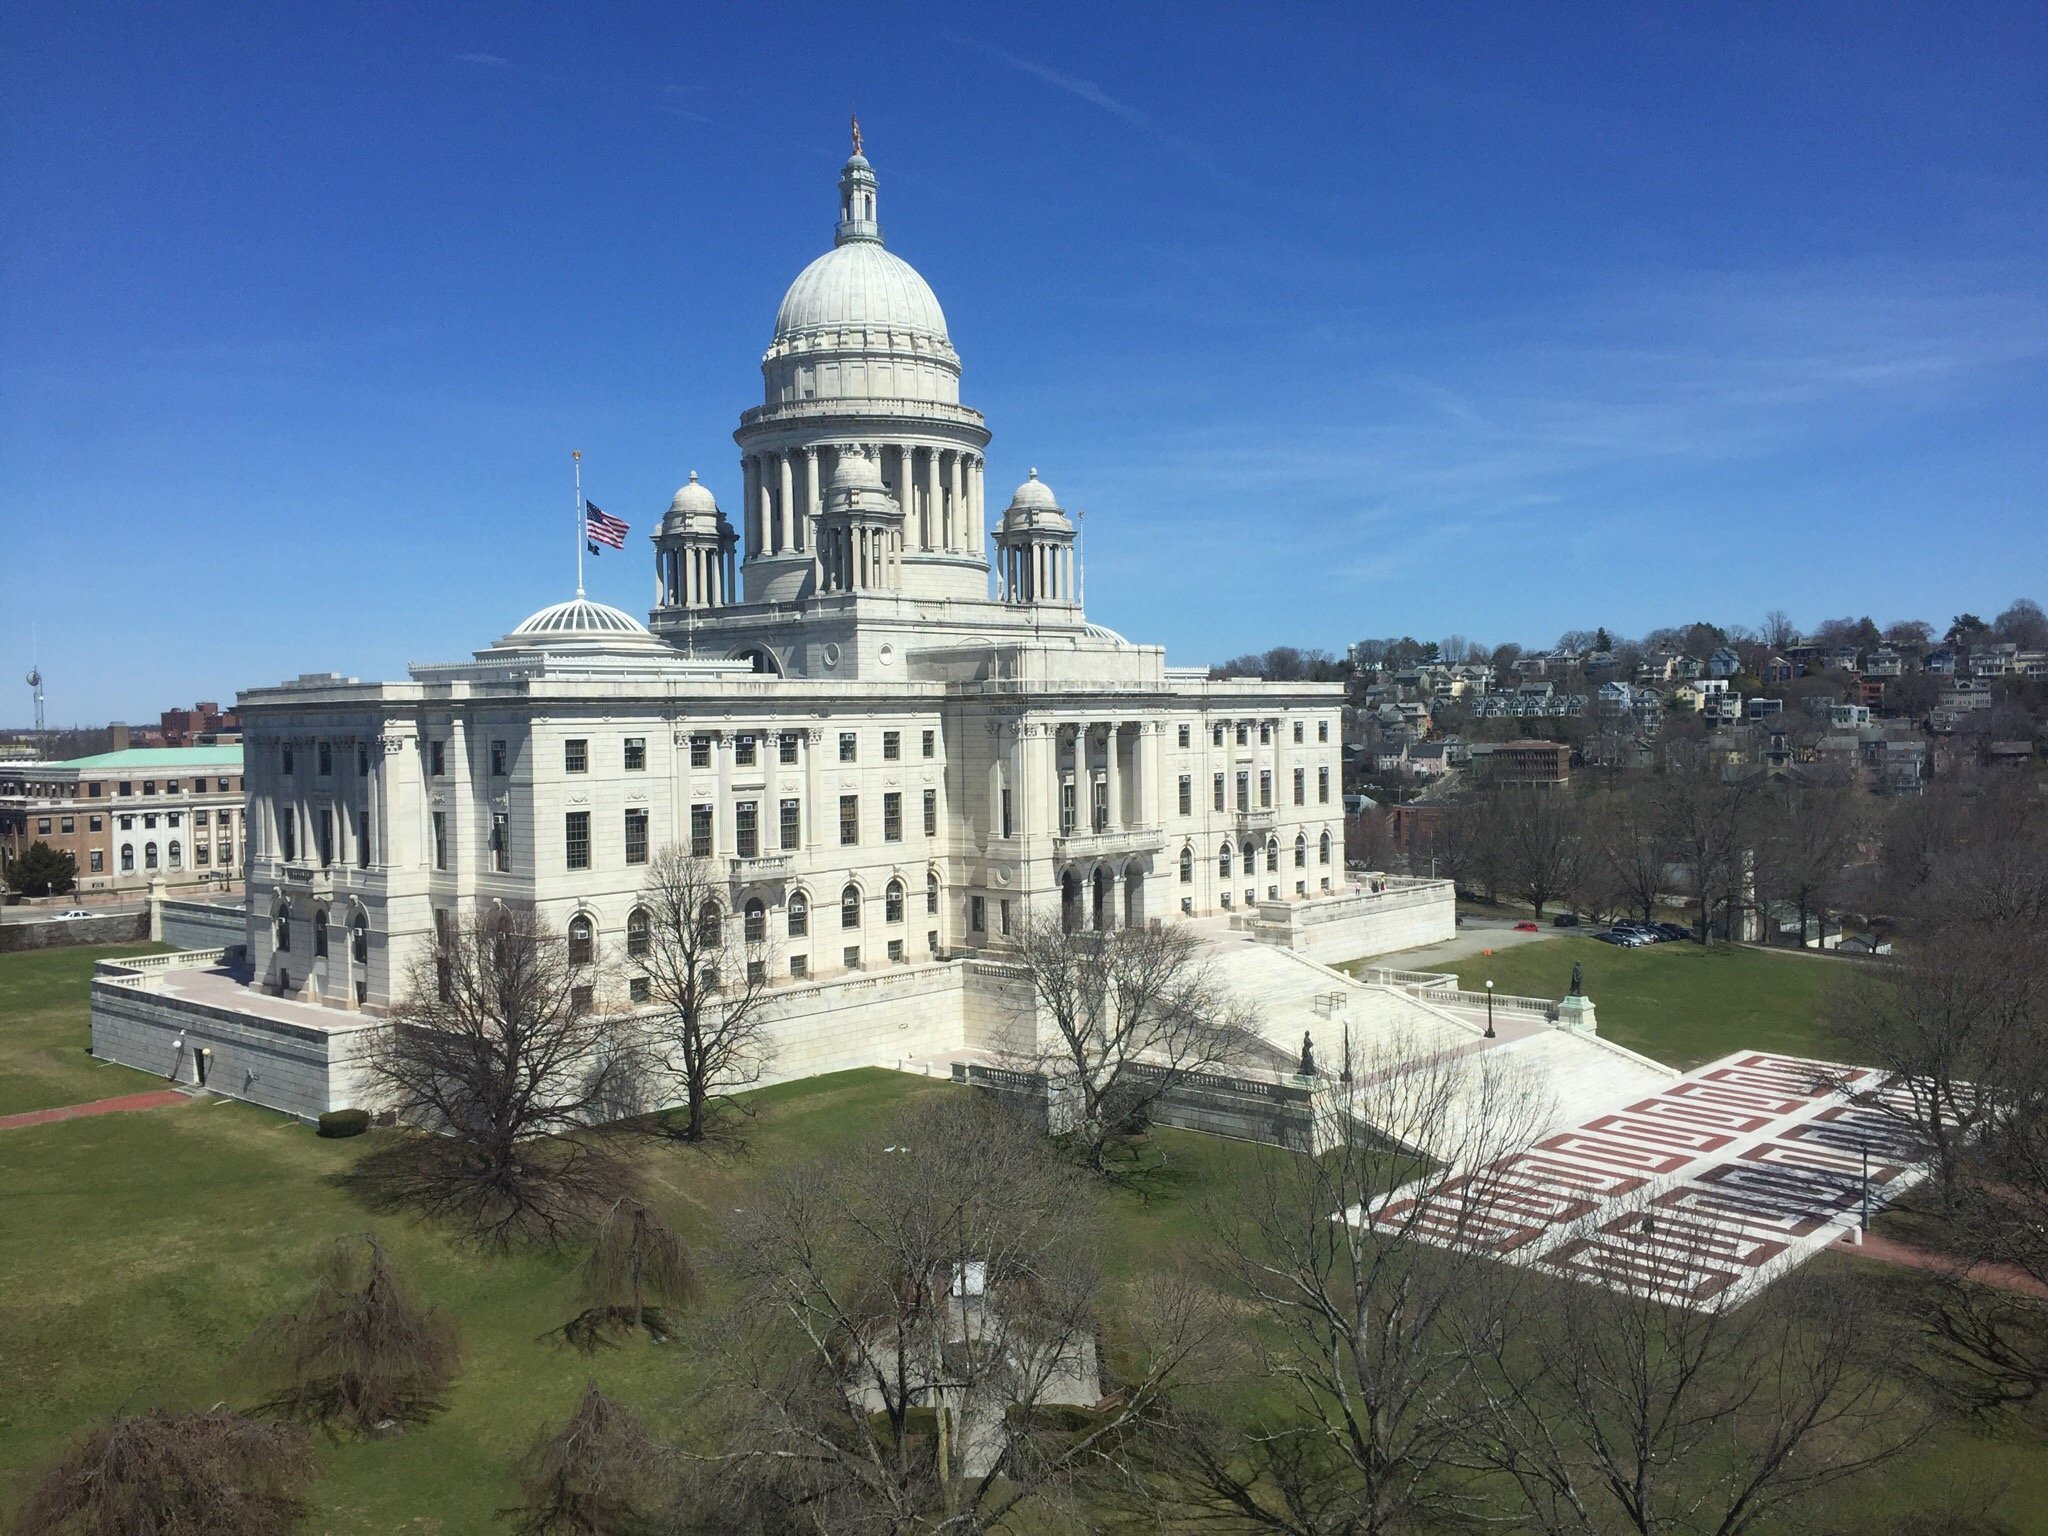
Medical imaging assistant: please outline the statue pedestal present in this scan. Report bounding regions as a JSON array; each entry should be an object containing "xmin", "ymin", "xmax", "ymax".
[{"xmin": 1557, "ymin": 994, "xmax": 1598, "ymax": 1034}]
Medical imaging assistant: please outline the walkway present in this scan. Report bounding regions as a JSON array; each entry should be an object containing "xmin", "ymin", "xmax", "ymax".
[
  {"xmin": 0, "ymin": 1088, "xmax": 189, "ymax": 1131},
  {"xmin": 1832, "ymin": 1229, "xmax": 2048, "ymax": 1300}
]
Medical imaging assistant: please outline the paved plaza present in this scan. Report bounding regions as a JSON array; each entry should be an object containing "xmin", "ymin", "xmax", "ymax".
[{"xmin": 1368, "ymin": 1051, "xmax": 1928, "ymax": 1308}]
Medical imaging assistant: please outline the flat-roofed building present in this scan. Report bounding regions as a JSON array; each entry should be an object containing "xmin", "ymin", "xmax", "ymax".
[{"xmin": 0, "ymin": 746, "xmax": 245, "ymax": 896}]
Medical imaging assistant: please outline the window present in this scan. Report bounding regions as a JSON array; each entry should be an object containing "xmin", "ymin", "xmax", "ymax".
[
  {"xmin": 1319, "ymin": 831, "xmax": 1332, "ymax": 865},
  {"xmin": 195, "ymin": 844, "xmax": 211, "ymax": 867},
  {"xmin": 1266, "ymin": 838, "xmax": 1280, "ymax": 873},
  {"xmin": 885, "ymin": 878, "xmax": 905, "ymax": 923},
  {"xmin": 318, "ymin": 742, "xmax": 333, "ymax": 776},
  {"xmin": 843, "ymin": 946, "xmax": 861, "ymax": 971},
  {"xmin": 168, "ymin": 840, "xmax": 182, "ymax": 870},
  {"xmin": 1319, "ymin": 720, "xmax": 1330, "ymax": 743},
  {"xmin": 355, "ymin": 748, "xmax": 368, "ymax": 777},
  {"xmin": 1060, "ymin": 779, "xmax": 1077, "ymax": 833},
  {"xmin": 623, "ymin": 736, "xmax": 646, "ymax": 771},
  {"xmin": 839, "ymin": 731, "xmax": 857, "ymax": 763},
  {"xmin": 1178, "ymin": 776, "xmax": 1192, "ymax": 816},
  {"xmin": 926, "ymin": 870, "xmax": 940, "ymax": 915},
  {"xmin": 279, "ymin": 749, "xmax": 293, "ymax": 776},
  {"xmin": 887, "ymin": 939, "xmax": 904, "ymax": 963},
  {"xmin": 690, "ymin": 803, "xmax": 714, "ymax": 858},
  {"xmin": 1178, "ymin": 723, "xmax": 1191, "ymax": 748},
  {"xmin": 734, "ymin": 734, "xmax": 756, "ymax": 767},
  {"xmin": 571, "ymin": 984, "xmax": 593, "ymax": 1012},
  {"xmin": 732, "ymin": 801, "xmax": 756, "ymax": 858},
  {"xmin": 274, "ymin": 902, "xmax": 290, "ymax": 952},
  {"xmin": 87, "ymin": 782, "xmax": 102, "ymax": 798},
  {"xmin": 1235, "ymin": 771, "xmax": 1249, "ymax": 809},
  {"xmin": 564, "ymin": 738, "xmax": 587, "ymax": 774},
  {"xmin": 923, "ymin": 788, "xmax": 937, "ymax": 837},
  {"xmin": 883, "ymin": 791, "xmax": 902, "ymax": 842},
  {"xmin": 883, "ymin": 729, "xmax": 900, "ymax": 760},
  {"xmin": 1318, "ymin": 766, "xmax": 1331, "ymax": 803},
  {"xmin": 492, "ymin": 812, "xmax": 509, "ymax": 872},
  {"xmin": 351, "ymin": 911, "xmax": 368, "ymax": 963},
  {"xmin": 839, "ymin": 794, "xmax": 859, "ymax": 845},
  {"xmin": 788, "ymin": 890, "xmax": 809, "ymax": 937},
  {"xmin": 88, "ymin": 815, "xmax": 101, "ymax": 833},
  {"xmin": 1246, "ymin": 840, "xmax": 1259, "ymax": 875},
  {"xmin": 841, "ymin": 883, "xmax": 862, "ymax": 928},
  {"xmin": 143, "ymin": 780, "xmax": 156, "ymax": 796},
  {"xmin": 280, "ymin": 808, "xmax": 297, "ymax": 863},
  {"xmin": 690, "ymin": 734, "xmax": 711, "ymax": 768},
  {"xmin": 1180, "ymin": 846, "xmax": 1194, "ymax": 883},
  {"xmin": 744, "ymin": 898, "xmax": 766, "ymax": 942},
  {"xmin": 627, "ymin": 907, "xmax": 650, "ymax": 958},
  {"xmin": 1295, "ymin": 833, "xmax": 1307, "ymax": 868},
  {"xmin": 1213, "ymin": 773, "xmax": 1225, "ymax": 812},
  {"xmin": 36, "ymin": 817, "xmax": 49, "ymax": 835},
  {"xmin": 432, "ymin": 811, "xmax": 447, "ymax": 870},
  {"xmin": 971, "ymin": 895, "xmax": 986, "ymax": 932},
  {"xmin": 1211, "ymin": 724, "xmax": 1224, "ymax": 747},
  {"xmin": 121, "ymin": 846, "xmax": 134, "ymax": 872},
  {"xmin": 748, "ymin": 958, "xmax": 767, "ymax": 984},
  {"xmin": 629, "ymin": 976, "xmax": 651, "ymax": 1003},
  {"xmin": 565, "ymin": 811, "xmax": 591, "ymax": 870},
  {"xmin": 120, "ymin": 815, "xmax": 134, "ymax": 831},
  {"xmin": 1236, "ymin": 724, "xmax": 1249, "ymax": 746},
  {"xmin": 430, "ymin": 741, "xmax": 446, "ymax": 776},
  {"xmin": 625, "ymin": 807, "xmax": 650, "ymax": 864},
  {"xmin": 313, "ymin": 904, "xmax": 328, "ymax": 956},
  {"xmin": 999, "ymin": 899, "xmax": 1013, "ymax": 936},
  {"xmin": 790, "ymin": 955, "xmax": 808, "ymax": 979},
  {"xmin": 490, "ymin": 739, "xmax": 508, "ymax": 776},
  {"xmin": 697, "ymin": 901, "xmax": 722, "ymax": 944},
  {"xmin": 167, "ymin": 812, "xmax": 181, "ymax": 829},
  {"xmin": 779, "ymin": 733, "xmax": 799, "ymax": 765},
  {"xmin": 921, "ymin": 729, "xmax": 936, "ymax": 758},
  {"xmin": 1293, "ymin": 720, "xmax": 1304, "ymax": 744},
  {"xmin": 1259, "ymin": 770, "xmax": 1272, "ymax": 808},
  {"xmin": 1219, "ymin": 842, "xmax": 1233, "ymax": 877},
  {"xmin": 1260, "ymin": 722, "xmax": 1272, "ymax": 745},
  {"xmin": 89, "ymin": 850, "xmax": 104, "ymax": 873},
  {"xmin": 1293, "ymin": 768, "xmax": 1305, "ymax": 806}
]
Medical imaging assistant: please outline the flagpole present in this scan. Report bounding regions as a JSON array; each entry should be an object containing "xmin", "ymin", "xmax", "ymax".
[{"xmin": 573, "ymin": 450, "xmax": 585, "ymax": 597}]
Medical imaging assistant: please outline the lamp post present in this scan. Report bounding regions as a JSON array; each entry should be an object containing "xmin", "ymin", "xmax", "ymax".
[{"xmin": 1484, "ymin": 978, "xmax": 1495, "ymax": 1038}]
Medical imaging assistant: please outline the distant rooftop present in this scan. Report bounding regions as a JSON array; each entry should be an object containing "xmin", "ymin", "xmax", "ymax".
[{"xmin": 48, "ymin": 746, "xmax": 245, "ymax": 771}]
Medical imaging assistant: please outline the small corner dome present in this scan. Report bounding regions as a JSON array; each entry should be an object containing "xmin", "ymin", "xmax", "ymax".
[
  {"xmin": 505, "ymin": 598, "xmax": 652, "ymax": 641},
  {"xmin": 1007, "ymin": 469, "xmax": 1059, "ymax": 513},
  {"xmin": 667, "ymin": 472, "xmax": 719, "ymax": 517}
]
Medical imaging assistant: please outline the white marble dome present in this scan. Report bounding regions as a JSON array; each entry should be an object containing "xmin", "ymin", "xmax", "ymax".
[
  {"xmin": 493, "ymin": 597, "xmax": 668, "ymax": 654},
  {"xmin": 666, "ymin": 471, "xmax": 718, "ymax": 517},
  {"xmin": 773, "ymin": 240, "xmax": 951, "ymax": 347}
]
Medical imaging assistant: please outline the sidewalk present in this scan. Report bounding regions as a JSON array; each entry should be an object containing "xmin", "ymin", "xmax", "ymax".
[
  {"xmin": 1831, "ymin": 1229, "xmax": 2048, "ymax": 1299},
  {"xmin": 0, "ymin": 1089, "xmax": 189, "ymax": 1131}
]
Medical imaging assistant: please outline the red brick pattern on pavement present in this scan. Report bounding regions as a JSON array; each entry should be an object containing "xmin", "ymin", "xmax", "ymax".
[{"xmin": 0, "ymin": 1089, "xmax": 188, "ymax": 1130}]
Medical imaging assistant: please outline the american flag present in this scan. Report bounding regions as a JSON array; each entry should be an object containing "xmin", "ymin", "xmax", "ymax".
[{"xmin": 584, "ymin": 503, "xmax": 629, "ymax": 551}]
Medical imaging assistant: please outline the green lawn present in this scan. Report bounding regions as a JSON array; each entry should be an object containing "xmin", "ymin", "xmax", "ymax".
[
  {"xmin": 2, "ymin": 945, "xmax": 2043, "ymax": 1533},
  {"xmin": 0, "ymin": 941, "xmax": 168, "ymax": 1114},
  {"xmin": 1451, "ymin": 936, "xmax": 1853, "ymax": 1069}
]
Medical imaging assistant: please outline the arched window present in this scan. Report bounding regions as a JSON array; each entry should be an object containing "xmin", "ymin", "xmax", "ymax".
[
  {"xmin": 144, "ymin": 841, "xmax": 159, "ymax": 870},
  {"xmin": 312, "ymin": 902, "xmax": 328, "ymax": 958},
  {"xmin": 787, "ymin": 889, "xmax": 810, "ymax": 938},
  {"xmin": 1219, "ymin": 841, "xmax": 1233, "ymax": 877},
  {"xmin": 1243, "ymin": 841, "xmax": 1257, "ymax": 876},
  {"xmin": 884, "ymin": 878, "xmax": 905, "ymax": 923},
  {"xmin": 350, "ymin": 907, "xmax": 368, "ymax": 964},
  {"xmin": 697, "ymin": 900, "xmax": 721, "ymax": 945},
  {"xmin": 168, "ymin": 840, "xmax": 183, "ymax": 870},
  {"xmin": 568, "ymin": 914, "xmax": 595, "ymax": 965},
  {"xmin": 1319, "ymin": 830, "xmax": 1333, "ymax": 865},
  {"xmin": 1266, "ymin": 837, "xmax": 1280, "ymax": 873},
  {"xmin": 744, "ymin": 898, "xmax": 767, "ymax": 942},
  {"xmin": 926, "ymin": 870, "xmax": 940, "ymax": 915},
  {"xmin": 1294, "ymin": 832, "xmax": 1308, "ymax": 869},
  {"xmin": 1180, "ymin": 846, "xmax": 1194, "ymax": 883},
  {"xmin": 273, "ymin": 900, "xmax": 291, "ymax": 954},
  {"xmin": 120, "ymin": 846, "xmax": 134, "ymax": 873},
  {"xmin": 626, "ymin": 907, "xmax": 650, "ymax": 958},
  {"xmin": 841, "ymin": 883, "xmax": 862, "ymax": 929}
]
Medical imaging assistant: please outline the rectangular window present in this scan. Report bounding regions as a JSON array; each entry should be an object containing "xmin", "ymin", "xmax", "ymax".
[
  {"xmin": 690, "ymin": 803, "xmax": 713, "ymax": 858},
  {"xmin": 780, "ymin": 797, "xmax": 801, "ymax": 849},
  {"xmin": 317, "ymin": 807, "xmax": 334, "ymax": 868},
  {"xmin": 1213, "ymin": 773, "xmax": 1226, "ymax": 812},
  {"xmin": 1260, "ymin": 770, "xmax": 1272, "ymax": 808},
  {"xmin": 431, "ymin": 811, "xmax": 447, "ymax": 870},
  {"xmin": 279, "ymin": 748, "xmax": 292, "ymax": 776},
  {"xmin": 88, "ymin": 815, "xmax": 102, "ymax": 832},
  {"xmin": 60, "ymin": 816, "xmax": 73, "ymax": 833},
  {"xmin": 1293, "ymin": 720, "xmax": 1304, "ymax": 744},
  {"xmin": 564, "ymin": 738, "xmax": 587, "ymax": 774},
  {"xmin": 1212, "ymin": 724, "xmax": 1224, "ymax": 747},
  {"xmin": 779, "ymin": 733, "xmax": 800, "ymax": 765},
  {"xmin": 1178, "ymin": 723, "xmax": 1191, "ymax": 748},
  {"xmin": 690, "ymin": 734, "xmax": 711, "ymax": 768},
  {"xmin": 843, "ymin": 946, "xmax": 861, "ymax": 971},
  {"xmin": 734, "ymin": 734, "xmax": 756, "ymax": 767},
  {"xmin": 1260, "ymin": 722, "xmax": 1272, "ymax": 744},
  {"xmin": 167, "ymin": 812, "xmax": 181, "ymax": 829},
  {"xmin": 1236, "ymin": 724, "xmax": 1249, "ymax": 746},
  {"xmin": 1294, "ymin": 768, "xmax": 1305, "ymax": 806},
  {"xmin": 927, "ymin": 878, "xmax": 940, "ymax": 915},
  {"xmin": 629, "ymin": 976, "xmax": 651, "ymax": 1004},
  {"xmin": 89, "ymin": 850, "xmax": 103, "ymax": 872},
  {"xmin": 1178, "ymin": 775, "xmax": 1192, "ymax": 816},
  {"xmin": 565, "ymin": 811, "xmax": 591, "ymax": 870},
  {"xmin": 921, "ymin": 728, "xmax": 936, "ymax": 758},
  {"xmin": 143, "ymin": 780, "xmax": 156, "ymax": 795},
  {"xmin": 1319, "ymin": 766, "xmax": 1331, "ymax": 803},
  {"xmin": 883, "ymin": 793, "xmax": 903, "ymax": 842},
  {"xmin": 790, "ymin": 955, "xmax": 808, "ymax": 979},
  {"xmin": 317, "ymin": 742, "xmax": 332, "ymax": 776},
  {"xmin": 732, "ymin": 801, "xmax": 756, "ymax": 859},
  {"xmin": 570, "ymin": 984, "xmax": 593, "ymax": 1012},
  {"xmin": 626, "ymin": 807, "xmax": 650, "ymax": 865},
  {"xmin": 887, "ymin": 938, "xmax": 904, "ymax": 963},
  {"xmin": 839, "ymin": 731, "xmax": 857, "ymax": 763},
  {"xmin": 839, "ymin": 794, "xmax": 859, "ymax": 845},
  {"xmin": 624, "ymin": 736, "xmax": 646, "ymax": 771},
  {"xmin": 1319, "ymin": 720, "xmax": 1330, "ymax": 743},
  {"xmin": 999, "ymin": 898, "xmax": 1012, "ymax": 936},
  {"xmin": 87, "ymin": 782, "xmax": 102, "ymax": 798},
  {"xmin": 923, "ymin": 788, "xmax": 937, "ymax": 837},
  {"xmin": 490, "ymin": 739, "xmax": 507, "ymax": 776},
  {"xmin": 1002, "ymin": 787, "xmax": 1014, "ymax": 840},
  {"xmin": 492, "ymin": 812, "xmax": 509, "ymax": 872},
  {"xmin": 970, "ymin": 895, "xmax": 986, "ymax": 932},
  {"xmin": 430, "ymin": 741, "xmax": 447, "ymax": 777},
  {"xmin": 1236, "ymin": 771, "xmax": 1249, "ymax": 809},
  {"xmin": 1060, "ymin": 779, "xmax": 1077, "ymax": 834},
  {"xmin": 144, "ymin": 814, "xmax": 158, "ymax": 829},
  {"xmin": 882, "ymin": 729, "xmax": 900, "ymax": 761}
]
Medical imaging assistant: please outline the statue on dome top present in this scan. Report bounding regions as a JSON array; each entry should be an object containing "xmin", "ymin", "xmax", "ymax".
[{"xmin": 851, "ymin": 114, "xmax": 863, "ymax": 157}]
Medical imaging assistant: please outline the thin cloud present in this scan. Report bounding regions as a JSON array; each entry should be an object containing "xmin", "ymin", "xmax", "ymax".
[
  {"xmin": 456, "ymin": 52, "xmax": 510, "ymax": 67},
  {"xmin": 950, "ymin": 34, "xmax": 1221, "ymax": 172}
]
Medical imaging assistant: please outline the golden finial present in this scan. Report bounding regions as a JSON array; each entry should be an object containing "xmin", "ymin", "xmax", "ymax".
[{"xmin": 851, "ymin": 113, "xmax": 863, "ymax": 157}]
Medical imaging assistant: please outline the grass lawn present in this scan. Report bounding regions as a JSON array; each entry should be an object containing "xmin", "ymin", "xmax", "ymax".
[
  {"xmin": 0, "ymin": 941, "xmax": 168, "ymax": 1114},
  {"xmin": 1449, "ymin": 935, "xmax": 1855, "ymax": 1070},
  {"xmin": 2, "ymin": 946, "xmax": 2044, "ymax": 1532}
]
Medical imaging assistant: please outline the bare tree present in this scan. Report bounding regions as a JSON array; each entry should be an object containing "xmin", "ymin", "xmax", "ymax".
[
  {"xmin": 1135, "ymin": 1036, "xmax": 1557, "ymax": 1533},
  {"xmin": 1495, "ymin": 785, "xmax": 1591, "ymax": 919},
  {"xmin": 503, "ymin": 1384, "xmax": 674, "ymax": 1536},
  {"xmin": 1761, "ymin": 608, "xmax": 1799, "ymax": 651},
  {"xmin": 682, "ymin": 1092, "xmax": 1206, "ymax": 1532},
  {"xmin": 1655, "ymin": 746, "xmax": 1760, "ymax": 942},
  {"xmin": 553, "ymin": 1196, "xmax": 703, "ymax": 1351},
  {"xmin": 243, "ymin": 1233, "xmax": 460, "ymax": 1436},
  {"xmin": 1466, "ymin": 1253, "xmax": 1921, "ymax": 1536},
  {"xmin": 1005, "ymin": 915, "xmax": 1255, "ymax": 1174},
  {"xmin": 353, "ymin": 905, "xmax": 647, "ymax": 1249},
  {"xmin": 636, "ymin": 846, "xmax": 777, "ymax": 1143},
  {"xmin": 1756, "ymin": 776, "xmax": 1864, "ymax": 949},
  {"xmin": 14, "ymin": 1409, "xmax": 315, "ymax": 1536}
]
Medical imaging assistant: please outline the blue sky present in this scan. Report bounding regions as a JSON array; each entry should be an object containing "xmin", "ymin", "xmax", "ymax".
[{"xmin": 3, "ymin": 3, "xmax": 2044, "ymax": 723}]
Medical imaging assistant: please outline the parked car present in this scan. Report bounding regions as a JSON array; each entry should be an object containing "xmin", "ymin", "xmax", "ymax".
[
  {"xmin": 1552, "ymin": 913, "xmax": 1581, "ymax": 928},
  {"xmin": 1654, "ymin": 922, "xmax": 1692, "ymax": 942},
  {"xmin": 53, "ymin": 910, "xmax": 92, "ymax": 921},
  {"xmin": 1593, "ymin": 930, "xmax": 1631, "ymax": 946},
  {"xmin": 1514, "ymin": 921, "xmax": 1540, "ymax": 932}
]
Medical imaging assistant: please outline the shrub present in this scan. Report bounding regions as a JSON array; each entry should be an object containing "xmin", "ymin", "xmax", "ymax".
[{"xmin": 317, "ymin": 1109, "xmax": 370, "ymax": 1139}]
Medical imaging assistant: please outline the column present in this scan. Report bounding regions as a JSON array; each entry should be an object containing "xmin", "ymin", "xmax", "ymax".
[
  {"xmin": 803, "ymin": 730, "xmax": 821, "ymax": 851},
  {"xmin": 924, "ymin": 448, "xmax": 942, "ymax": 551},
  {"xmin": 802, "ymin": 446, "xmax": 819, "ymax": 550},
  {"xmin": 950, "ymin": 452, "xmax": 966, "ymax": 552},
  {"xmin": 1105, "ymin": 722, "xmax": 1123, "ymax": 830},
  {"xmin": 968, "ymin": 456, "xmax": 983, "ymax": 551},
  {"xmin": 757, "ymin": 458, "xmax": 775, "ymax": 561},
  {"xmin": 741, "ymin": 455, "xmax": 760, "ymax": 557},
  {"xmin": 777, "ymin": 454, "xmax": 794, "ymax": 553}
]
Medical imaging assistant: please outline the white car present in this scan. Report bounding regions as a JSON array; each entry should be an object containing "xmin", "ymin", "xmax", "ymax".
[{"xmin": 53, "ymin": 909, "xmax": 93, "ymax": 920}]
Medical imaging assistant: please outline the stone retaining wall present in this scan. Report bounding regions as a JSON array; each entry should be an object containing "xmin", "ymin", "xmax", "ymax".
[{"xmin": 0, "ymin": 911, "xmax": 149, "ymax": 953}]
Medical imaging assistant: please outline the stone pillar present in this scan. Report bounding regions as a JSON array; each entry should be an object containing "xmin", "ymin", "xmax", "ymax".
[
  {"xmin": 757, "ymin": 456, "xmax": 775, "ymax": 560},
  {"xmin": 1104, "ymin": 722, "xmax": 1122, "ymax": 830},
  {"xmin": 924, "ymin": 448, "xmax": 941, "ymax": 551},
  {"xmin": 741, "ymin": 455, "xmax": 760, "ymax": 558},
  {"xmin": 802, "ymin": 446, "xmax": 820, "ymax": 550},
  {"xmin": 777, "ymin": 453, "xmax": 794, "ymax": 553},
  {"xmin": 147, "ymin": 874, "xmax": 165, "ymax": 941}
]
